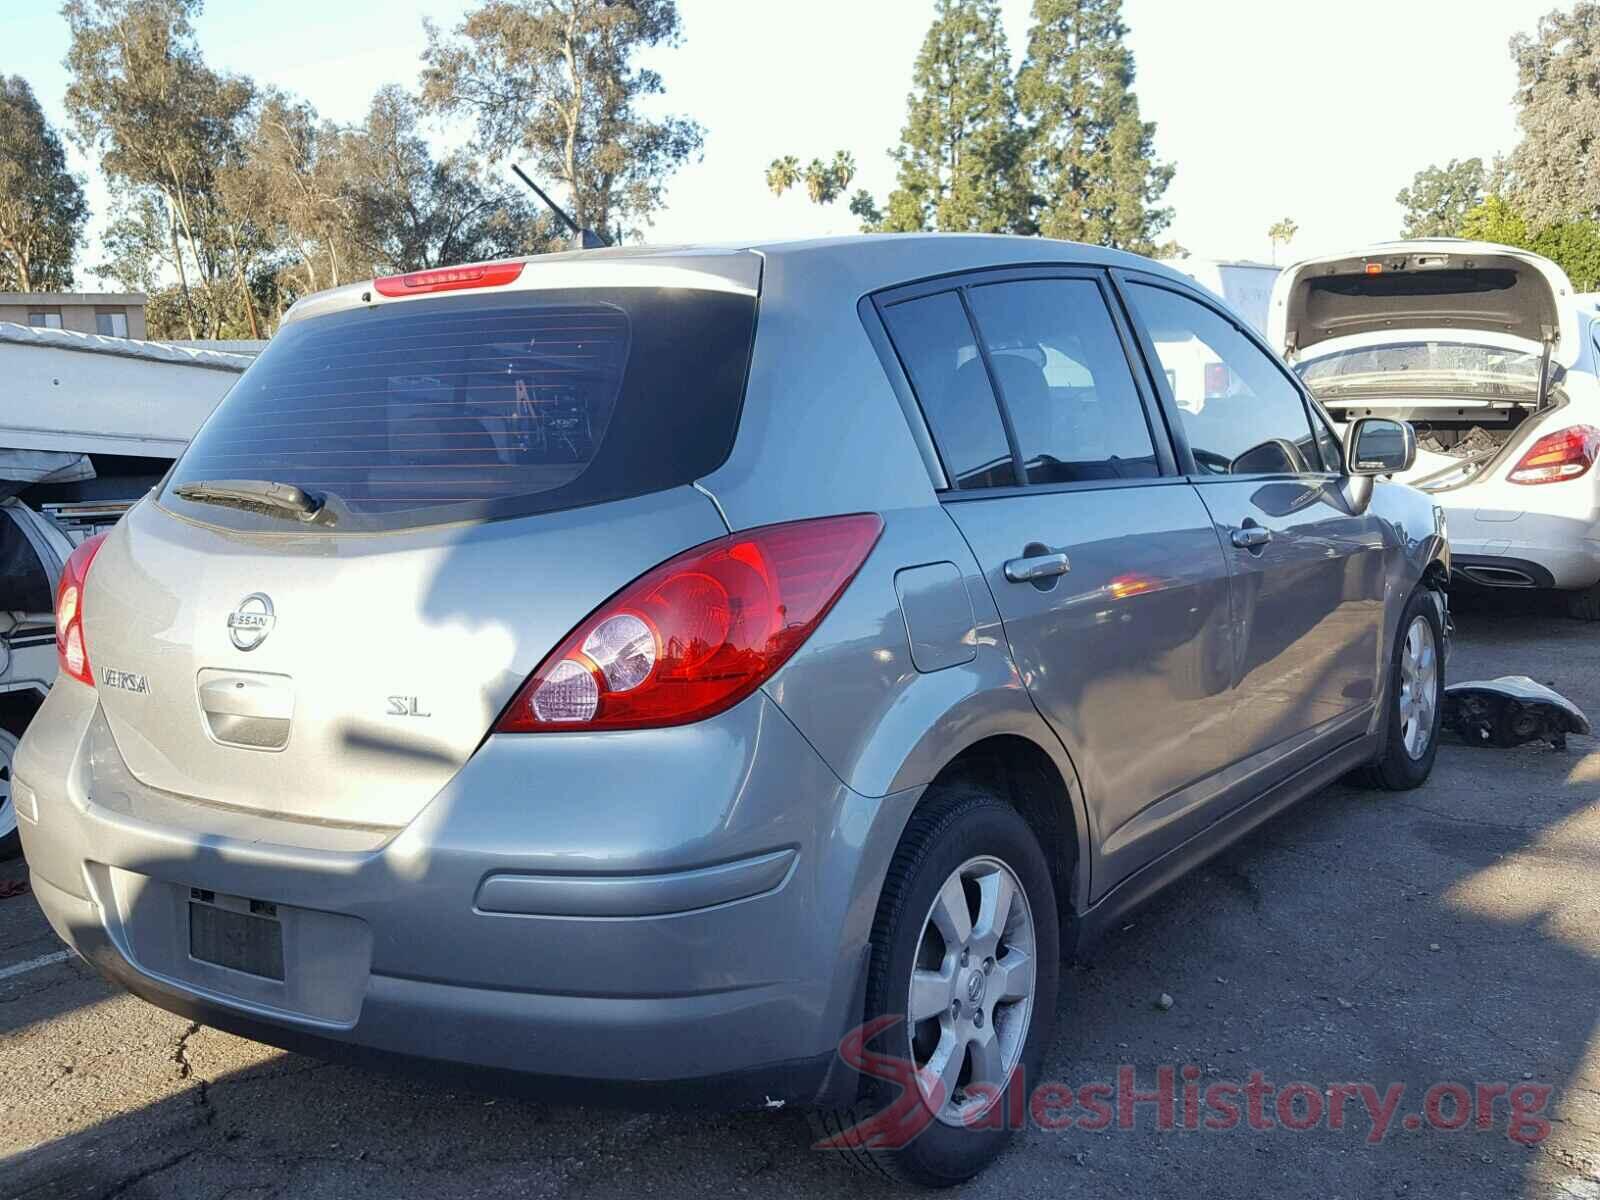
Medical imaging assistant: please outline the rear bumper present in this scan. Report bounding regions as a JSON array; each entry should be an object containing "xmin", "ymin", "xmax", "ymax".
[
  {"xmin": 1436, "ymin": 498, "xmax": 1600, "ymax": 590},
  {"xmin": 16, "ymin": 679, "xmax": 915, "ymax": 1107},
  {"xmin": 36, "ymin": 874, "xmax": 856, "ymax": 1110}
]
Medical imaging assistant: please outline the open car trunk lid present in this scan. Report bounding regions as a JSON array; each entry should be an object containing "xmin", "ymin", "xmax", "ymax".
[
  {"xmin": 1272, "ymin": 242, "xmax": 1582, "ymax": 491},
  {"xmin": 1268, "ymin": 241, "xmax": 1577, "ymax": 365},
  {"xmin": 80, "ymin": 263, "xmax": 758, "ymax": 830}
]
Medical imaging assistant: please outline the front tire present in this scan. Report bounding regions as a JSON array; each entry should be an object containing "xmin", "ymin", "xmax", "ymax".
[
  {"xmin": 817, "ymin": 784, "xmax": 1060, "ymax": 1187},
  {"xmin": 1357, "ymin": 587, "xmax": 1444, "ymax": 790}
]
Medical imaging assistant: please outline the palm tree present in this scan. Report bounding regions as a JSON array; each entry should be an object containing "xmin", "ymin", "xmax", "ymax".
[
  {"xmin": 1268, "ymin": 217, "xmax": 1299, "ymax": 265},
  {"xmin": 765, "ymin": 156, "xmax": 801, "ymax": 197}
]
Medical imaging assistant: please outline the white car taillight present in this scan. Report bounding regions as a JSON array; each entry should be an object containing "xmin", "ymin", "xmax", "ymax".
[{"xmin": 1509, "ymin": 425, "xmax": 1600, "ymax": 485}]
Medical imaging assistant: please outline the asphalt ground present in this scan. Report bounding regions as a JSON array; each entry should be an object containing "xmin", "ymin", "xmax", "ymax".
[{"xmin": 3, "ymin": 588, "xmax": 1599, "ymax": 1199}]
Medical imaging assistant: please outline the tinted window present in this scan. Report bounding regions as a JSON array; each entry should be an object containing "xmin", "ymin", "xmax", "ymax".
[
  {"xmin": 967, "ymin": 279, "xmax": 1159, "ymax": 483},
  {"xmin": 163, "ymin": 288, "xmax": 756, "ymax": 532},
  {"xmin": 881, "ymin": 292, "xmax": 1016, "ymax": 489},
  {"xmin": 1127, "ymin": 282, "xmax": 1319, "ymax": 476},
  {"xmin": 0, "ymin": 510, "xmax": 52, "ymax": 613}
]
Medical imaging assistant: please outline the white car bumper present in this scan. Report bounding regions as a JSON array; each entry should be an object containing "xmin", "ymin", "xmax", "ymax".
[{"xmin": 1437, "ymin": 486, "xmax": 1600, "ymax": 590}]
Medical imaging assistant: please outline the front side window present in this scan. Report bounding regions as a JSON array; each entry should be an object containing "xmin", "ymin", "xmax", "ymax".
[
  {"xmin": 966, "ymin": 278, "xmax": 1159, "ymax": 483},
  {"xmin": 1127, "ymin": 282, "xmax": 1321, "ymax": 476},
  {"xmin": 881, "ymin": 291, "xmax": 1016, "ymax": 490}
]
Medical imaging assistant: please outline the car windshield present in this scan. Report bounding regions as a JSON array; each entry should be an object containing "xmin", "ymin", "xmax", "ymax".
[{"xmin": 1297, "ymin": 341, "xmax": 1542, "ymax": 401}]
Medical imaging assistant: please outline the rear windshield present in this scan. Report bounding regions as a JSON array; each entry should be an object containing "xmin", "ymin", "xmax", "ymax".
[
  {"xmin": 161, "ymin": 287, "xmax": 757, "ymax": 532},
  {"xmin": 1298, "ymin": 341, "xmax": 1541, "ymax": 402}
]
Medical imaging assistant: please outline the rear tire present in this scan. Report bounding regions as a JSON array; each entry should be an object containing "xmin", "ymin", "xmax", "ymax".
[
  {"xmin": 1565, "ymin": 581, "xmax": 1600, "ymax": 622},
  {"xmin": 1355, "ymin": 587, "xmax": 1444, "ymax": 790},
  {"xmin": 816, "ymin": 784, "xmax": 1059, "ymax": 1187}
]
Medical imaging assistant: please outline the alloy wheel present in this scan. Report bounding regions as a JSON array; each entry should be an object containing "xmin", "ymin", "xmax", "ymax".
[
  {"xmin": 1398, "ymin": 615, "xmax": 1438, "ymax": 760},
  {"xmin": 906, "ymin": 855, "xmax": 1036, "ymax": 1126}
]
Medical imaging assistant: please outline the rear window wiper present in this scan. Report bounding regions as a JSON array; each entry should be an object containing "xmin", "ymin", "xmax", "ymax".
[{"xmin": 172, "ymin": 479, "xmax": 336, "ymax": 525}]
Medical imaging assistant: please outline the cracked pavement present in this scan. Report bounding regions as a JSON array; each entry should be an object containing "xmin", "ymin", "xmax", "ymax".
[{"xmin": 3, "ymin": 591, "xmax": 1600, "ymax": 1199}]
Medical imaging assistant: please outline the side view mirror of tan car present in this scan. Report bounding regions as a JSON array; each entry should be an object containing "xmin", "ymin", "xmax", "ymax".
[{"xmin": 1346, "ymin": 416, "xmax": 1417, "ymax": 476}]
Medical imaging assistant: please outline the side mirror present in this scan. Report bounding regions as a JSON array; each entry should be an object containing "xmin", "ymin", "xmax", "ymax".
[{"xmin": 1346, "ymin": 417, "xmax": 1416, "ymax": 476}]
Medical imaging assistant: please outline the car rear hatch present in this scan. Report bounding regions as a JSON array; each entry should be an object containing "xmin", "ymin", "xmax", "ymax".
[
  {"xmin": 1271, "ymin": 243, "xmax": 1579, "ymax": 488},
  {"xmin": 1271, "ymin": 243, "xmax": 1573, "ymax": 364},
  {"xmin": 82, "ymin": 253, "xmax": 760, "ymax": 830}
]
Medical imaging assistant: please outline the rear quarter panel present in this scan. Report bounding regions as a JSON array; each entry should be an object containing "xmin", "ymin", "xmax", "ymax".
[
  {"xmin": 695, "ymin": 249, "xmax": 955, "ymax": 532},
  {"xmin": 761, "ymin": 501, "xmax": 1094, "ymax": 910}
]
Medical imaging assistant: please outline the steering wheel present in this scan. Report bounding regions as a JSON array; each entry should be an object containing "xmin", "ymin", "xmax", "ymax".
[{"xmin": 1191, "ymin": 448, "xmax": 1233, "ymax": 474}]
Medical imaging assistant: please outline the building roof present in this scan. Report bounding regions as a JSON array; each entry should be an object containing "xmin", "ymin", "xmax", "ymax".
[
  {"xmin": 163, "ymin": 339, "xmax": 270, "ymax": 357},
  {"xmin": 0, "ymin": 292, "xmax": 147, "ymax": 307},
  {"xmin": 0, "ymin": 321, "xmax": 251, "ymax": 372}
]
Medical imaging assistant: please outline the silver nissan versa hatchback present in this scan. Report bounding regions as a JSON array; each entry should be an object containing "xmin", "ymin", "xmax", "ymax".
[{"xmin": 16, "ymin": 236, "xmax": 1449, "ymax": 1185}]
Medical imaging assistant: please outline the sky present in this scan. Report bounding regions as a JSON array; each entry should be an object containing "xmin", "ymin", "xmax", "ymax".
[{"xmin": 2, "ymin": 0, "xmax": 1565, "ymax": 288}]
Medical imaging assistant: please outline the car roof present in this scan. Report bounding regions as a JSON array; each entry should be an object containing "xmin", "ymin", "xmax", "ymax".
[
  {"xmin": 281, "ymin": 235, "xmax": 1200, "ymax": 327},
  {"xmin": 528, "ymin": 232, "xmax": 1168, "ymax": 264},
  {"xmin": 592, "ymin": 233, "xmax": 1189, "ymax": 285}
]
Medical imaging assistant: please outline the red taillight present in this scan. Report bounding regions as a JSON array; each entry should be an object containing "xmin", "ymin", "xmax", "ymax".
[
  {"xmin": 55, "ymin": 533, "xmax": 108, "ymax": 687},
  {"xmin": 495, "ymin": 514, "xmax": 884, "ymax": 733},
  {"xmin": 1508, "ymin": 425, "xmax": 1600, "ymax": 485},
  {"xmin": 371, "ymin": 260, "xmax": 525, "ymax": 297}
]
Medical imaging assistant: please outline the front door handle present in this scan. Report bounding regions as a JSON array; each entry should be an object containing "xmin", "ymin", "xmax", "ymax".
[
  {"xmin": 1230, "ymin": 525, "xmax": 1271, "ymax": 549},
  {"xmin": 1004, "ymin": 552, "xmax": 1071, "ymax": 583}
]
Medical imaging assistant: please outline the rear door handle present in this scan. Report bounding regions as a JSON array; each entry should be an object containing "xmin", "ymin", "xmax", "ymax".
[
  {"xmin": 1004, "ymin": 552, "xmax": 1071, "ymax": 583},
  {"xmin": 1230, "ymin": 525, "xmax": 1271, "ymax": 549}
]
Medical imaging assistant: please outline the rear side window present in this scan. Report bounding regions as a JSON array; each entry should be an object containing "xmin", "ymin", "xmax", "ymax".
[
  {"xmin": 162, "ymin": 288, "xmax": 757, "ymax": 532},
  {"xmin": 966, "ymin": 279, "xmax": 1159, "ymax": 483},
  {"xmin": 880, "ymin": 292, "xmax": 1017, "ymax": 490}
]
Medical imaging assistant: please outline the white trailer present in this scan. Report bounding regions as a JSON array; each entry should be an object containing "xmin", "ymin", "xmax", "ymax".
[
  {"xmin": 1169, "ymin": 258, "xmax": 1282, "ymax": 335},
  {"xmin": 1, "ymin": 323, "xmax": 250, "ymax": 855}
]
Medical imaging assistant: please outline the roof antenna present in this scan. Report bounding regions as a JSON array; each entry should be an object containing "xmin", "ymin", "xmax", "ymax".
[{"xmin": 511, "ymin": 164, "xmax": 610, "ymax": 249}]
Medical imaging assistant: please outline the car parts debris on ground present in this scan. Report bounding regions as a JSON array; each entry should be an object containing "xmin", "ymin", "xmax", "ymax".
[{"xmin": 1442, "ymin": 674, "xmax": 1591, "ymax": 749}]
